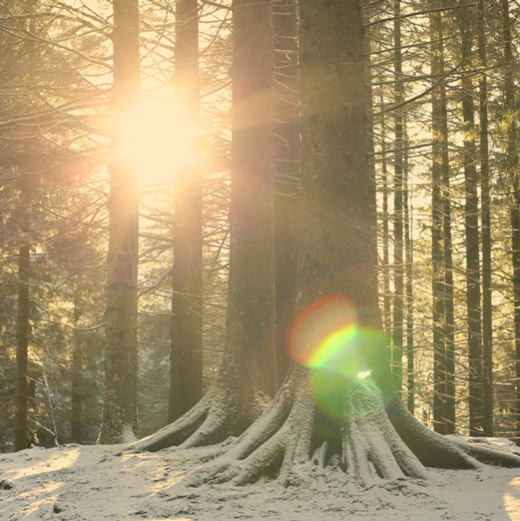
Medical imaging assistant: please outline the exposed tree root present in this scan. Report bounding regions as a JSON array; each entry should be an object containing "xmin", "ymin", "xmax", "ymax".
[
  {"xmin": 387, "ymin": 399, "xmax": 520, "ymax": 470},
  {"xmin": 128, "ymin": 374, "xmax": 242, "ymax": 453},
  {"xmin": 183, "ymin": 366, "xmax": 431, "ymax": 487},
  {"xmin": 130, "ymin": 363, "xmax": 520, "ymax": 487}
]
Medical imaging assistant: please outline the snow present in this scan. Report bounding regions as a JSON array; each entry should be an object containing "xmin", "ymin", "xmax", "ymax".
[{"xmin": 1, "ymin": 440, "xmax": 520, "ymax": 521}]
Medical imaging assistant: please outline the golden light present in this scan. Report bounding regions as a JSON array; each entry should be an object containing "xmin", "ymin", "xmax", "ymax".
[{"xmin": 117, "ymin": 94, "xmax": 198, "ymax": 186}]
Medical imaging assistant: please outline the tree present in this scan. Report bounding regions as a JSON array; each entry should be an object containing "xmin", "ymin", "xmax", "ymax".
[
  {"xmin": 502, "ymin": 0, "xmax": 520, "ymax": 440},
  {"xmin": 98, "ymin": 0, "xmax": 141, "ymax": 444},
  {"xmin": 132, "ymin": 0, "xmax": 520, "ymax": 484},
  {"xmin": 457, "ymin": 4, "xmax": 484, "ymax": 437},
  {"xmin": 130, "ymin": 0, "xmax": 278, "ymax": 450},
  {"xmin": 478, "ymin": 0, "xmax": 493, "ymax": 436},
  {"xmin": 169, "ymin": 0, "xmax": 204, "ymax": 422}
]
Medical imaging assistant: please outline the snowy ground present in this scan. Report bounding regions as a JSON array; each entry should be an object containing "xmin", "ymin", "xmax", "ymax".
[{"xmin": 1, "ymin": 440, "xmax": 520, "ymax": 521}]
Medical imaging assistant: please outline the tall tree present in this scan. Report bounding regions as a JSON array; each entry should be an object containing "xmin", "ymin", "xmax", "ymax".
[
  {"xmin": 132, "ymin": 0, "xmax": 520, "ymax": 484},
  {"xmin": 98, "ymin": 0, "xmax": 141, "ymax": 444},
  {"xmin": 478, "ymin": 0, "xmax": 493, "ymax": 437},
  {"xmin": 169, "ymin": 0, "xmax": 204, "ymax": 422},
  {"xmin": 131, "ymin": 0, "xmax": 277, "ymax": 451},
  {"xmin": 458, "ymin": 4, "xmax": 484, "ymax": 437},
  {"xmin": 502, "ymin": 0, "xmax": 520, "ymax": 440},
  {"xmin": 391, "ymin": 0, "xmax": 405, "ymax": 393},
  {"xmin": 430, "ymin": 5, "xmax": 448, "ymax": 434},
  {"xmin": 272, "ymin": 0, "xmax": 299, "ymax": 386}
]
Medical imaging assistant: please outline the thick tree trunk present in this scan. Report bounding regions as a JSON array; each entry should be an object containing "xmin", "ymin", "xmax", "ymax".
[
  {"xmin": 14, "ymin": 243, "xmax": 31, "ymax": 452},
  {"xmin": 130, "ymin": 0, "xmax": 277, "ymax": 451},
  {"xmin": 131, "ymin": 0, "xmax": 520, "ymax": 484},
  {"xmin": 99, "ymin": 0, "xmax": 140, "ymax": 444},
  {"xmin": 169, "ymin": 0, "xmax": 203, "ymax": 423}
]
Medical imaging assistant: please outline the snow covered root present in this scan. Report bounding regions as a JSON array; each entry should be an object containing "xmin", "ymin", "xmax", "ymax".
[
  {"xmin": 185, "ymin": 366, "xmax": 430, "ymax": 487},
  {"xmin": 127, "ymin": 376, "xmax": 239, "ymax": 453},
  {"xmin": 388, "ymin": 399, "xmax": 520, "ymax": 470}
]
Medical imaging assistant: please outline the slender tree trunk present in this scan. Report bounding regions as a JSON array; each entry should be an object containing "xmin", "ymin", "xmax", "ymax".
[
  {"xmin": 14, "ymin": 243, "xmax": 30, "ymax": 452},
  {"xmin": 502, "ymin": 0, "xmax": 520, "ymax": 441},
  {"xmin": 70, "ymin": 287, "xmax": 84, "ymax": 443},
  {"xmin": 430, "ymin": 7, "xmax": 447, "ymax": 434},
  {"xmin": 169, "ymin": 0, "xmax": 203, "ymax": 423},
  {"xmin": 459, "ymin": 9, "xmax": 484, "ymax": 436},
  {"xmin": 381, "ymin": 94, "xmax": 392, "ymax": 341},
  {"xmin": 404, "ymin": 139, "xmax": 414, "ymax": 414},
  {"xmin": 99, "ymin": 0, "xmax": 140, "ymax": 444},
  {"xmin": 478, "ymin": 0, "xmax": 493, "ymax": 437},
  {"xmin": 392, "ymin": 0, "xmax": 405, "ymax": 393},
  {"xmin": 273, "ymin": 0, "xmax": 299, "ymax": 385}
]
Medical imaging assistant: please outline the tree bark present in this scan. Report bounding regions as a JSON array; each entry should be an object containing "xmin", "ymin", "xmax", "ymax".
[
  {"xmin": 478, "ymin": 0, "xmax": 493, "ymax": 437},
  {"xmin": 99, "ymin": 0, "xmax": 140, "ymax": 444},
  {"xmin": 273, "ymin": 0, "xmax": 299, "ymax": 386},
  {"xmin": 458, "ymin": 6, "xmax": 484, "ymax": 437},
  {"xmin": 129, "ymin": 0, "xmax": 277, "ymax": 451},
  {"xmin": 430, "ymin": 6, "xmax": 447, "ymax": 435},
  {"xmin": 169, "ymin": 0, "xmax": 204, "ymax": 423},
  {"xmin": 392, "ymin": 0, "xmax": 405, "ymax": 394}
]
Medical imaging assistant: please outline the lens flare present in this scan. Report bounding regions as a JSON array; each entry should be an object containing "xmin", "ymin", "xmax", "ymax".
[{"xmin": 288, "ymin": 294, "xmax": 385, "ymax": 420}]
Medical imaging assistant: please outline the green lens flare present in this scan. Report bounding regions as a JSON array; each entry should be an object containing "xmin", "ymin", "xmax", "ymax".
[{"xmin": 288, "ymin": 294, "xmax": 386, "ymax": 420}]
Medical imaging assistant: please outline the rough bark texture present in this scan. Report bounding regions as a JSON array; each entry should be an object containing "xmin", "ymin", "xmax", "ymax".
[
  {"xmin": 273, "ymin": 0, "xmax": 299, "ymax": 387},
  {"xmin": 98, "ymin": 0, "xmax": 140, "ymax": 444},
  {"xmin": 169, "ymin": 0, "xmax": 203, "ymax": 423}
]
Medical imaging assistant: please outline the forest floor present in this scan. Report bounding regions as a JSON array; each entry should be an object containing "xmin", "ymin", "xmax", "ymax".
[{"xmin": 1, "ymin": 438, "xmax": 520, "ymax": 520}]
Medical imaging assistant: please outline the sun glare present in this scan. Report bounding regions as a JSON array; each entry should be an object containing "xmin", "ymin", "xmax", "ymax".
[{"xmin": 118, "ymin": 95, "xmax": 198, "ymax": 186}]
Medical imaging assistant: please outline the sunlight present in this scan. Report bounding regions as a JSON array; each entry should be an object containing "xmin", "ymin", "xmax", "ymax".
[{"xmin": 116, "ymin": 94, "xmax": 198, "ymax": 186}]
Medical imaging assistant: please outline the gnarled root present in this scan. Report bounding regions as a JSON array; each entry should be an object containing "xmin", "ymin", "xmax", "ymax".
[
  {"xmin": 185, "ymin": 366, "xmax": 430, "ymax": 487},
  {"xmin": 387, "ymin": 399, "xmax": 520, "ymax": 469},
  {"xmin": 128, "ymin": 376, "xmax": 239, "ymax": 453}
]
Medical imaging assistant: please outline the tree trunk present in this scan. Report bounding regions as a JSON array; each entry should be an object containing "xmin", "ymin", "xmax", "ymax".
[
  {"xmin": 392, "ymin": 0, "xmax": 405, "ymax": 394},
  {"xmin": 404, "ymin": 141, "xmax": 414, "ymax": 414},
  {"xmin": 70, "ymin": 287, "xmax": 84, "ymax": 443},
  {"xmin": 169, "ymin": 0, "xmax": 203, "ymax": 423},
  {"xmin": 131, "ymin": 0, "xmax": 520, "ymax": 484},
  {"xmin": 430, "ymin": 6, "xmax": 447, "ymax": 435},
  {"xmin": 98, "ymin": 0, "xmax": 140, "ymax": 444},
  {"xmin": 502, "ymin": 0, "xmax": 520, "ymax": 441},
  {"xmin": 273, "ymin": 0, "xmax": 299, "ymax": 385},
  {"xmin": 14, "ymin": 243, "xmax": 30, "ymax": 452},
  {"xmin": 478, "ymin": 0, "xmax": 493, "ymax": 437},
  {"xmin": 458, "ymin": 8, "xmax": 484, "ymax": 437},
  {"xmin": 130, "ymin": 0, "xmax": 277, "ymax": 451}
]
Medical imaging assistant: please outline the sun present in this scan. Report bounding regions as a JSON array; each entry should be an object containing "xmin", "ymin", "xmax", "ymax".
[{"xmin": 117, "ymin": 94, "xmax": 198, "ymax": 186}]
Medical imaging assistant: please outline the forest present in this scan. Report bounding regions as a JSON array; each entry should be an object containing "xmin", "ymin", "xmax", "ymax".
[{"xmin": 2, "ymin": 0, "xmax": 520, "ymax": 490}]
